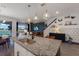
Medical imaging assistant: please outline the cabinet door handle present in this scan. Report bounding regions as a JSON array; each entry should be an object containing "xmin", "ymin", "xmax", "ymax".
[{"xmin": 17, "ymin": 51, "xmax": 20, "ymax": 56}]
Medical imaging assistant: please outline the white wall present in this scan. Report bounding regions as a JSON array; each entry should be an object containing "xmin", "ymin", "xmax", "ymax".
[{"xmin": 44, "ymin": 14, "xmax": 79, "ymax": 43}]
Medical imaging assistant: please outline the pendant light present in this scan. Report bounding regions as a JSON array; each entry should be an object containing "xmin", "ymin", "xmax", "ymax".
[
  {"xmin": 43, "ymin": 9, "xmax": 49, "ymax": 20},
  {"xmin": 42, "ymin": 3, "xmax": 49, "ymax": 20},
  {"xmin": 34, "ymin": 16, "xmax": 38, "ymax": 20},
  {"xmin": 56, "ymin": 11, "xmax": 59, "ymax": 15},
  {"xmin": 45, "ymin": 9, "xmax": 48, "ymax": 18},
  {"xmin": 34, "ymin": 7, "xmax": 38, "ymax": 20},
  {"xmin": 27, "ymin": 4, "xmax": 31, "ymax": 23}
]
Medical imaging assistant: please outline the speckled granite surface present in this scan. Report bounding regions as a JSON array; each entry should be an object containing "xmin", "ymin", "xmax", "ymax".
[{"xmin": 14, "ymin": 36, "xmax": 61, "ymax": 56}]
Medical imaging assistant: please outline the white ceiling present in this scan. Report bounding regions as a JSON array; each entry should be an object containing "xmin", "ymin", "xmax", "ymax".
[{"xmin": 0, "ymin": 3, "xmax": 79, "ymax": 21}]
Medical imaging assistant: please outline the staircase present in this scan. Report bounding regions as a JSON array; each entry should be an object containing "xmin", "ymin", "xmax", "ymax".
[
  {"xmin": 44, "ymin": 16, "xmax": 60, "ymax": 37},
  {"xmin": 44, "ymin": 16, "xmax": 79, "ymax": 43}
]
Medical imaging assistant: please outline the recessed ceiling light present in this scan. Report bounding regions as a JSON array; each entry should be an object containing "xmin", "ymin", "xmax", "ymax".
[
  {"xmin": 56, "ymin": 11, "xmax": 59, "ymax": 14},
  {"xmin": 28, "ymin": 5, "xmax": 31, "ymax": 7},
  {"xmin": 41, "ymin": 3, "xmax": 46, "ymax": 7}
]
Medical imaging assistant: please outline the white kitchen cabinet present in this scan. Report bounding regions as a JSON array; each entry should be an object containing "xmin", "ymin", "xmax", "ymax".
[{"xmin": 14, "ymin": 42, "xmax": 35, "ymax": 56}]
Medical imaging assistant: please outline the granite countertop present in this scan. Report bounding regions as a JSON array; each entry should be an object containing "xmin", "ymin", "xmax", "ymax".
[{"xmin": 14, "ymin": 36, "xmax": 62, "ymax": 56}]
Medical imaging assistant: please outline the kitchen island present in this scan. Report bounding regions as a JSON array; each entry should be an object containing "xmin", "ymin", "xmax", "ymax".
[{"xmin": 14, "ymin": 36, "xmax": 62, "ymax": 56}]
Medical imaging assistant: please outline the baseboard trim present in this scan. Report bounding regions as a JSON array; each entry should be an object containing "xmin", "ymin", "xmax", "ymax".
[
  {"xmin": 64, "ymin": 41, "xmax": 79, "ymax": 45},
  {"xmin": 72, "ymin": 42, "xmax": 79, "ymax": 45}
]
